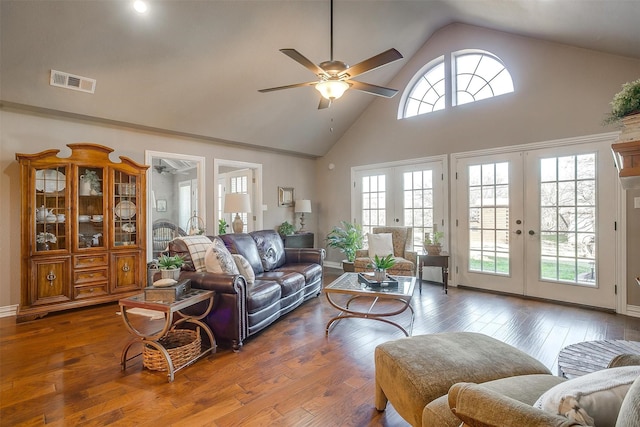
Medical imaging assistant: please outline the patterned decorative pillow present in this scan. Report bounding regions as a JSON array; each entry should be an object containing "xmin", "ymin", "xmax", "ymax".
[
  {"xmin": 534, "ymin": 365, "xmax": 640, "ymax": 427},
  {"xmin": 232, "ymin": 254, "xmax": 255, "ymax": 284},
  {"xmin": 176, "ymin": 235, "xmax": 216, "ymax": 272},
  {"xmin": 204, "ymin": 238, "xmax": 239, "ymax": 275}
]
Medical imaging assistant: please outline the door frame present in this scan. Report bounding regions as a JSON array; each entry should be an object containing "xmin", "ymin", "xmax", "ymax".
[{"xmin": 450, "ymin": 132, "xmax": 626, "ymax": 313}]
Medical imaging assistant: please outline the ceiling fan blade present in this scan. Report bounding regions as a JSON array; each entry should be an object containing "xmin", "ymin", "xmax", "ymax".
[
  {"xmin": 348, "ymin": 80, "xmax": 399, "ymax": 98},
  {"xmin": 280, "ymin": 49, "xmax": 330, "ymax": 78},
  {"xmin": 339, "ymin": 48, "xmax": 403, "ymax": 79},
  {"xmin": 258, "ymin": 81, "xmax": 317, "ymax": 93},
  {"xmin": 318, "ymin": 97, "xmax": 331, "ymax": 109}
]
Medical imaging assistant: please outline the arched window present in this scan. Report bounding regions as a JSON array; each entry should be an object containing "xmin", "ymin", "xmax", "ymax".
[
  {"xmin": 402, "ymin": 58, "xmax": 445, "ymax": 118},
  {"xmin": 400, "ymin": 50, "xmax": 514, "ymax": 119},
  {"xmin": 454, "ymin": 50, "xmax": 513, "ymax": 106}
]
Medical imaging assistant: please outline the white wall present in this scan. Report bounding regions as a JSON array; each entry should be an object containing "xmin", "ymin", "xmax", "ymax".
[
  {"xmin": 316, "ymin": 24, "xmax": 640, "ymax": 303},
  {"xmin": 0, "ymin": 108, "xmax": 317, "ymax": 309}
]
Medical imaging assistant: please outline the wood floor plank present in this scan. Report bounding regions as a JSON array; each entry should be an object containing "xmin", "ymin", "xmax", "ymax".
[{"xmin": 2, "ymin": 268, "xmax": 639, "ymax": 426}]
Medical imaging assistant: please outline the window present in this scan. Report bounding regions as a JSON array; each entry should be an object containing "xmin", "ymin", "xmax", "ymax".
[
  {"xmin": 454, "ymin": 51, "xmax": 514, "ymax": 106},
  {"xmin": 400, "ymin": 50, "xmax": 513, "ymax": 119},
  {"xmin": 403, "ymin": 59, "xmax": 445, "ymax": 118}
]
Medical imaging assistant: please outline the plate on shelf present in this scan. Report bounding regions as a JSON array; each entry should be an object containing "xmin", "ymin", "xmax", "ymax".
[
  {"xmin": 115, "ymin": 201, "xmax": 136, "ymax": 219},
  {"xmin": 35, "ymin": 169, "xmax": 65, "ymax": 193}
]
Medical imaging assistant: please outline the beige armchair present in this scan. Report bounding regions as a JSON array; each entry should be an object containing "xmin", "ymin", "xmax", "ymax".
[{"xmin": 353, "ymin": 226, "xmax": 417, "ymax": 276}]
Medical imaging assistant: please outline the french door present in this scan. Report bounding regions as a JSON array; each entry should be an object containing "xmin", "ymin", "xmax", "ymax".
[
  {"xmin": 354, "ymin": 158, "xmax": 446, "ymax": 252},
  {"xmin": 455, "ymin": 139, "xmax": 617, "ymax": 309}
]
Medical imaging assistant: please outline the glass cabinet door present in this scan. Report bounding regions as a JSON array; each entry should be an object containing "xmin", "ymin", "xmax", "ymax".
[
  {"xmin": 34, "ymin": 166, "xmax": 68, "ymax": 252},
  {"xmin": 77, "ymin": 166, "xmax": 105, "ymax": 249},
  {"xmin": 113, "ymin": 171, "xmax": 138, "ymax": 247}
]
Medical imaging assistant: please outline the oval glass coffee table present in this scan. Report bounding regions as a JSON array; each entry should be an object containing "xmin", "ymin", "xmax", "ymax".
[{"xmin": 557, "ymin": 339, "xmax": 640, "ymax": 379}]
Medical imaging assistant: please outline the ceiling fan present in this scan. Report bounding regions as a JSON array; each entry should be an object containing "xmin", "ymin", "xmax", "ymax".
[{"xmin": 258, "ymin": 0, "xmax": 403, "ymax": 109}]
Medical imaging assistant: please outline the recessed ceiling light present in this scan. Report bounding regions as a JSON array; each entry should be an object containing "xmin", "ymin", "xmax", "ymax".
[{"xmin": 133, "ymin": 0, "xmax": 148, "ymax": 13}]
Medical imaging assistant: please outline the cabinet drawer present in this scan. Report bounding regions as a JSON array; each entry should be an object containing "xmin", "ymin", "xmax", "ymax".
[
  {"xmin": 74, "ymin": 283, "xmax": 109, "ymax": 299},
  {"xmin": 74, "ymin": 268, "xmax": 108, "ymax": 284},
  {"xmin": 74, "ymin": 253, "xmax": 108, "ymax": 268}
]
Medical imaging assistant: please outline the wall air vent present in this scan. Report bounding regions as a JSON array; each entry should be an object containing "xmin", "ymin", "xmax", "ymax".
[{"xmin": 50, "ymin": 70, "xmax": 96, "ymax": 94}]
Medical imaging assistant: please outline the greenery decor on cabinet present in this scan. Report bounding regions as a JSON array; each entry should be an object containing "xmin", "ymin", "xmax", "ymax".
[
  {"xmin": 277, "ymin": 221, "xmax": 296, "ymax": 237},
  {"xmin": 326, "ymin": 221, "xmax": 364, "ymax": 271},
  {"xmin": 15, "ymin": 143, "xmax": 148, "ymax": 322},
  {"xmin": 605, "ymin": 78, "xmax": 640, "ymax": 125}
]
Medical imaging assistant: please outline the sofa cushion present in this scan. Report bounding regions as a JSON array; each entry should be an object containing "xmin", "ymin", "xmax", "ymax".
[
  {"xmin": 275, "ymin": 262, "xmax": 322, "ymax": 285},
  {"xmin": 232, "ymin": 254, "xmax": 255, "ymax": 284},
  {"xmin": 220, "ymin": 233, "xmax": 265, "ymax": 274},
  {"xmin": 204, "ymin": 239, "xmax": 239, "ymax": 275},
  {"xmin": 368, "ymin": 233, "xmax": 394, "ymax": 258},
  {"xmin": 534, "ymin": 366, "xmax": 640, "ymax": 427},
  {"xmin": 258, "ymin": 271, "xmax": 305, "ymax": 298},
  {"xmin": 251, "ymin": 230, "xmax": 286, "ymax": 271},
  {"xmin": 246, "ymin": 280, "xmax": 281, "ymax": 314}
]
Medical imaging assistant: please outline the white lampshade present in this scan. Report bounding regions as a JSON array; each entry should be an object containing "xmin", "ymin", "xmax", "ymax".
[
  {"xmin": 294, "ymin": 199, "xmax": 312, "ymax": 213},
  {"xmin": 224, "ymin": 193, "xmax": 251, "ymax": 214},
  {"xmin": 315, "ymin": 80, "xmax": 349, "ymax": 100}
]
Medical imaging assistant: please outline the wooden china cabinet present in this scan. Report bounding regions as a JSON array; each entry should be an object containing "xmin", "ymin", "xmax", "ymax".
[{"xmin": 16, "ymin": 143, "xmax": 149, "ymax": 322}]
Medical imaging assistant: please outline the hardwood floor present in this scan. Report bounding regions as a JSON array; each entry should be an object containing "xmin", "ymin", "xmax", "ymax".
[{"xmin": 2, "ymin": 268, "xmax": 639, "ymax": 426}]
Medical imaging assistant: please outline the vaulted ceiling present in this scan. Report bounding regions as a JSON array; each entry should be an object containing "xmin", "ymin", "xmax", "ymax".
[{"xmin": 2, "ymin": 0, "xmax": 639, "ymax": 157}]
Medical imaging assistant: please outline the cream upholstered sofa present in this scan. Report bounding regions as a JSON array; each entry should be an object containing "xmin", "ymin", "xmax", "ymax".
[
  {"xmin": 354, "ymin": 226, "xmax": 417, "ymax": 276},
  {"xmin": 375, "ymin": 332, "xmax": 640, "ymax": 427}
]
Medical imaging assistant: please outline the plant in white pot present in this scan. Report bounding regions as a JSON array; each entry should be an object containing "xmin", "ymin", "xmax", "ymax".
[
  {"xmin": 605, "ymin": 78, "xmax": 640, "ymax": 142},
  {"xmin": 424, "ymin": 230, "xmax": 445, "ymax": 255},
  {"xmin": 326, "ymin": 221, "xmax": 364, "ymax": 272},
  {"xmin": 157, "ymin": 254, "xmax": 184, "ymax": 281},
  {"xmin": 368, "ymin": 254, "xmax": 396, "ymax": 282}
]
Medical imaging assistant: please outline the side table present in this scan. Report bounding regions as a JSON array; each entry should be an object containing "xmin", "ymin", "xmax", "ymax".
[
  {"xmin": 417, "ymin": 253, "xmax": 449, "ymax": 294},
  {"xmin": 557, "ymin": 339, "xmax": 640, "ymax": 379},
  {"xmin": 120, "ymin": 288, "xmax": 216, "ymax": 382}
]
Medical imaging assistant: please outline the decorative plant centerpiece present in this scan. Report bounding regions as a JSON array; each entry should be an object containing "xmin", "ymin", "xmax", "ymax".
[
  {"xmin": 277, "ymin": 221, "xmax": 296, "ymax": 237},
  {"xmin": 157, "ymin": 254, "xmax": 185, "ymax": 280},
  {"xmin": 605, "ymin": 78, "xmax": 640, "ymax": 142},
  {"xmin": 424, "ymin": 229, "xmax": 445, "ymax": 255},
  {"xmin": 326, "ymin": 220, "xmax": 364, "ymax": 272},
  {"xmin": 369, "ymin": 254, "xmax": 396, "ymax": 282},
  {"xmin": 36, "ymin": 232, "xmax": 57, "ymax": 250}
]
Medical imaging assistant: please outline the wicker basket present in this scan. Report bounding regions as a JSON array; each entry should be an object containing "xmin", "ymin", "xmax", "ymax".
[{"xmin": 143, "ymin": 328, "xmax": 201, "ymax": 372}]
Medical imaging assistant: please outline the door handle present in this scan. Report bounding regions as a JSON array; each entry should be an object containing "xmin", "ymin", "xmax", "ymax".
[{"xmin": 528, "ymin": 230, "xmax": 535, "ymax": 235}]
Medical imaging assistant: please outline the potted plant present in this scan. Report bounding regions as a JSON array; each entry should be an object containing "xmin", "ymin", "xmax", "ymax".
[
  {"xmin": 218, "ymin": 218, "xmax": 228, "ymax": 235},
  {"xmin": 277, "ymin": 221, "xmax": 296, "ymax": 237},
  {"xmin": 157, "ymin": 254, "xmax": 185, "ymax": 280},
  {"xmin": 424, "ymin": 230, "xmax": 445, "ymax": 255},
  {"xmin": 36, "ymin": 232, "xmax": 57, "ymax": 251},
  {"xmin": 79, "ymin": 169, "xmax": 101, "ymax": 196},
  {"xmin": 326, "ymin": 220, "xmax": 364, "ymax": 272},
  {"xmin": 605, "ymin": 78, "xmax": 640, "ymax": 143},
  {"xmin": 369, "ymin": 254, "xmax": 396, "ymax": 282}
]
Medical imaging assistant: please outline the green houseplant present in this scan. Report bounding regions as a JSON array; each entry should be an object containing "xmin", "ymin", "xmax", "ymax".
[
  {"xmin": 369, "ymin": 254, "xmax": 396, "ymax": 282},
  {"xmin": 157, "ymin": 254, "xmax": 184, "ymax": 280},
  {"xmin": 424, "ymin": 230, "xmax": 445, "ymax": 255},
  {"xmin": 326, "ymin": 220, "xmax": 364, "ymax": 271},
  {"xmin": 277, "ymin": 221, "xmax": 296, "ymax": 237},
  {"xmin": 605, "ymin": 78, "xmax": 640, "ymax": 125},
  {"xmin": 218, "ymin": 218, "xmax": 228, "ymax": 235}
]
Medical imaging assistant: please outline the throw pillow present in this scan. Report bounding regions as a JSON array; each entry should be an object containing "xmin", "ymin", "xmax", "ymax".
[
  {"xmin": 204, "ymin": 239, "xmax": 239, "ymax": 275},
  {"xmin": 368, "ymin": 233, "xmax": 394, "ymax": 258},
  {"xmin": 232, "ymin": 254, "xmax": 255, "ymax": 284},
  {"xmin": 534, "ymin": 365, "xmax": 640, "ymax": 427},
  {"xmin": 176, "ymin": 235, "xmax": 215, "ymax": 272}
]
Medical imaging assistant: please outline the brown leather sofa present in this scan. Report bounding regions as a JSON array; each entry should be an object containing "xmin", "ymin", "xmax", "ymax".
[{"xmin": 168, "ymin": 230, "xmax": 324, "ymax": 350}]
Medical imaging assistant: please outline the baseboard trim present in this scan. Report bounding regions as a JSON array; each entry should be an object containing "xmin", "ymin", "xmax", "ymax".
[
  {"xmin": 0, "ymin": 305, "xmax": 18, "ymax": 318},
  {"xmin": 324, "ymin": 261, "xmax": 342, "ymax": 270},
  {"xmin": 625, "ymin": 305, "xmax": 640, "ymax": 318}
]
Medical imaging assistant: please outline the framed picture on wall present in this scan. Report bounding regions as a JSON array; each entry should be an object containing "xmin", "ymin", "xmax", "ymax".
[
  {"xmin": 156, "ymin": 199, "xmax": 167, "ymax": 212},
  {"xmin": 278, "ymin": 187, "xmax": 294, "ymax": 207}
]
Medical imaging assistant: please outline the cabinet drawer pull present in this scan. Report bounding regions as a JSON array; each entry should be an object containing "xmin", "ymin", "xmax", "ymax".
[
  {"xmin": 46, "ymin": 271, "xmax": 57, "ymax": 284},
  {"xmin": 122, "ymin": 263, "xmax": 130, "ymax": 272}
]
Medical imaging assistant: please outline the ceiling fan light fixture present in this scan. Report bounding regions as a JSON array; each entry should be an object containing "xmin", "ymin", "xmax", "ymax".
[{"xmin": 316, "ymin": 80, "xmax": 349, "ymax": 100}]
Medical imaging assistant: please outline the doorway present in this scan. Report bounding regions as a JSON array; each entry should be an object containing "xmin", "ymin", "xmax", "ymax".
[{"xmin": 453, "ymin": 137, "xmax": 618, "ymax": 309}]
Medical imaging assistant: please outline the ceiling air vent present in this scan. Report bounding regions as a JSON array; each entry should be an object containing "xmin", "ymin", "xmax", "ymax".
[{"xmin": 50, "ymin": 70, "xmax": 96, "ymax": 94}]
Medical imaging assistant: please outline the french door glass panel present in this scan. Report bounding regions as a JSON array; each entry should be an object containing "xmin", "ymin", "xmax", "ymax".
[{"xmin": 355, "ymin": 161, "xmax": 444, "ymax": 253}]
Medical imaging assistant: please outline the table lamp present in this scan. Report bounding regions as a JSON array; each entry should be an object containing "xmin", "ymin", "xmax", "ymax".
[
  {"xmin": 294, "ymin": 199, "xmax": 311, "ymax": 232},
  {"xmin": 224, "ymin": 193, "xmax": 251, "ymax": 233}
]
